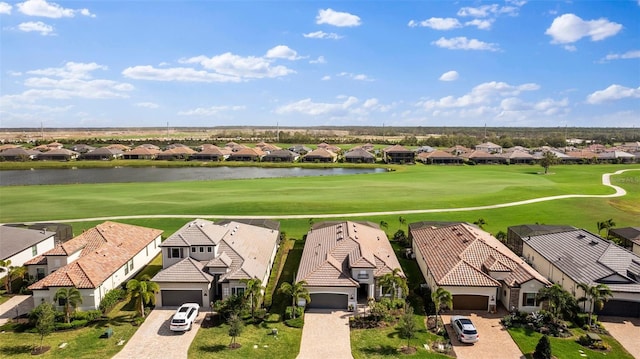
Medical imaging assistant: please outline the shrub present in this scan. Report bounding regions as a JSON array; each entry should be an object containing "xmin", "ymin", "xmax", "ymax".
[
  {"xmin": 73, "ymin": 310, "xmax": 102, "ymax": 322},
  {"xmin": 533, "ymin": 335, "xmax": 552, "ymax": 359},
  {"xmin": 285, "ymin": 317, "xmax": 304, "ymax": 328},
  {"xmin": 99, "ymin": 288, "xmax": 126, "ymax": 313},
  {"xmin": 285, "ymin": 306, "xmax": 304, "ymax": 319}
]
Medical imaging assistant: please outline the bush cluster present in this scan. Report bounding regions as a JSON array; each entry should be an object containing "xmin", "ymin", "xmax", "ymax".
[
  {"xmin": 284, "ymin": 306, "xmax": 304, "ymax": 320},
  {"xmin": 501, "ymin": 310, "xmax": 571, "ymax": 338},
  {"xmin": 99, "ymin": 288, "xmax": 126, "ymax": 313}
]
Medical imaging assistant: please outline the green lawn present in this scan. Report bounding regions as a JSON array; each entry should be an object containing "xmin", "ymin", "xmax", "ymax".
[
  {"xmin": 188, "ymin": 315, "xmax": 301, "ymax": 359},
  {"xmin": 0, "ymin": 299, "xmax": 141, "ymax": 359},
  {"xmin": 508, "ymin": 326, "xmax": 635, "ymax": 359},
  {"xmin": 351, "ymin": 315, "xmax": 452, "ymax": 359}
]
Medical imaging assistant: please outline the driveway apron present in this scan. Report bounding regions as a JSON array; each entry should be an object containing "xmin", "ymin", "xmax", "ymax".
[
  {"xmin": 442, "ymin": 310, "xmax": 524, "ymax": 359},
  {"xmin": 0, "ymin": 295, "xmax": 34, "ymax": 326},
  {"xmin": 112, "ymin": 307, "xmax": 205, "ymax": 359},
  {"xmin": 600, "ymin": 316, "xmax": 640, "ymax": 359},
  {"xmin": 297, "ymin": 309, "xmax": 353, "ymax": 359}
]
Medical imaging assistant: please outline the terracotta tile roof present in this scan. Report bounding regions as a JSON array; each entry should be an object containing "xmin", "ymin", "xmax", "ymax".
[
  {"xmin": 29, "ymin": 222, "xmax": 162, "ymax": 290},
  {"xmin": 411, "ymin": 222, "xmax": 549, "ymax": 288},
  {"xmin": 24, "ymin": 255, "xmax": 47, "ymax": 265},
  {"xmin": 304, "ymin": 148, "xmax": 337, "ymax": 159},
  {"xmin": 296, "ymin": 221, "xmax": 404, "ymax": 287},
  {"xmin": 383, "ymin": 144, "xmax": 412, "ymax": 153},
  {"xmin": 127, "ymin": 147, "xmax": 161, "ymax": 155}
]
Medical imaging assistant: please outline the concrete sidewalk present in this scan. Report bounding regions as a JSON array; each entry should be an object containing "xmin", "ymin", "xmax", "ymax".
[{"xmin": 0, "ymin": 295, "xmax": 34, "ymax": 325}]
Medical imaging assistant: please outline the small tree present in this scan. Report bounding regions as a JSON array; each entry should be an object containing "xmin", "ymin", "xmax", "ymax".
[
  {"xmin": 537, "ymin": 284, "xmax": 579, "ymax": 321},
  {"xmin": 228, "ymin": 313, "xmax": 244, "ymax": 349},
  {"xmin": 34, "ymin": 302, "xmax": 55, "ymax": 354},
  {"xmin": 473, "ymin": 218, "xmax": 487, "ymax": 230},
  {"xmin": 577, "ymin": 282, "xmax": 613, "ymax": 326},
  {"xmin": 379, "ymin": 220, "xmax": 389, "ymax": 230},
  {"xmin": 0, "ymin": 260, "xmax": 27, "ymax": 294},
  {"xmin": 240, "ymin": 277, "xmax": 264, "ymax": 320},
  {"xmin": 533, "ymin": 335, "xmax": 552, "ymax": 359},
  {"xmin": 539, "ymin": 151, "xmax": 558, "ymax": 174},
  {"xmin": 378, "ymin": 268, "xmax": 408, "ymax": 301},
  {"xmin": 126, "ymin": 275, "xmax": 159, "ymax": 318},
  {"xmin": 398, "ymin": 305, "xmax": 417, "ymax": 349},
  {"xmin": 278, "ymin": 280, "xmax": 310, "ymax": 319},
  {"xmin": 53, "ymin": 287, "xmax": 83, "ymax": 323},
  {"xmin": 431, "ymin": 287, "xmax": 453, "ymax": 333}
]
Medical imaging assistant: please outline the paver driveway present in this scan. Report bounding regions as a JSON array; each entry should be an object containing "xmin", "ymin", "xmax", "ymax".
[
  {"xmin": 600, "ymin": 316, "xmax": 640, "ymax": 359},
  {"xmin": 112, "ymin": 307, "xmax": 205, "ymax": 359},
  {"xmin": 297, "ymin": 309, "xmax": 353, "ymax": 359},
  {"xmin": 442, "ymin": 310, "xmax": 524, "ymax": 359}
]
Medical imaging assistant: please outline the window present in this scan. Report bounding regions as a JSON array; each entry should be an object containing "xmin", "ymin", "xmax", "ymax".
[
  {"xmin": 170, "ymin": 248, "xmax": 181, "ymax": 258},
  {"xmin": 58, "ymin": 297, "xmax": 67, "ymax": 306},
  {"xmin": 146, "ymin": 246, "xmax": 149, "ymax": 256},
  {"xmin": 357, "ymin": 270, "xmax": 368, "ymax": 279},
  {"xmin": 191, "ymin": 247, "xmax": 196, "ymax": 253},
  {"xmin": 36, "ymin": 268, "xmax": 45, "ymax": 280},
  {"xmin": 199, "ymin": 247, "xmax": 204, "ymax": 253},
  {"xmin": 129, "ymin": 259, "xmax": 134, "ymax": 271},
  {"xmin": 124, "ymin": 264, "xmax": 129, "ymax": 275},
  {"xmin": 522, "ymin": 292, "xmax": 538, "ymax": 307},
  {"xmin": 207, "ymin": 246, "xmax": 212, "ymax": 253},
  {"xmin": 232, "ymin": 287, "xmax": 245, "ymax": 296},
  {"xmin": 32, "ymin": 245, "xmax": 38, "ymax": 256}
]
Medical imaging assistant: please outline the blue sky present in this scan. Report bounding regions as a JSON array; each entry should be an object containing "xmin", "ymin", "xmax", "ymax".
[{"xmin": 1, "ymin": 0, "xmax": 639, "ymax": 128}]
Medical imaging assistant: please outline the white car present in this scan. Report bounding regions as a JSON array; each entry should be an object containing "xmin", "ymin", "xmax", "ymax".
[
  {"xmin": 450, "ymin": 315, "xmax": 479, "ymax": 344},
  {"xmin": 170, "ymin": 303, "xmax": 200, "ymax": 332}
]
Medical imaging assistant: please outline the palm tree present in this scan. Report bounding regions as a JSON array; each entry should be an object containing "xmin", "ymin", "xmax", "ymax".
[
  {"xmin": 537, "ymin": 284, "xmax": 578, "ymax": 321},
  {"xmin": 379, "ymin": 220, "xmax": 389, "ymax": 230},
  {"xmin": 577, "ymin": 283, "xmax": 613, "ymax": 327},
  {"xmin": 473, "ymin": 218, "xmax": 487, "ymax": 230},
  {"xmin": 431, "ymin": 287, "xmax": 453, "ymax": 333},
  {"xmin": 604, "ymin": 219, "xmax": 615, "ymax": 238},
  {"xmin": 54, "ymin": 287, "xmax": 83, "ymax": 323},
  {"xmin": 126, "ymin": 275, "xmax": 159, "ymax": 318},
  {"xmin": 240, "ymin": 277, "xmax": 264, "ymax": 320},
  {"xmin": 378, "ymin": 268, "xmax": 408, "ymax": 301},
  {"xmin": 398, "ymin": 216, "xmax": 406, "ymax": 228},
  {"xmin": 596, "ymin": 219, "xmax": 615, "ymax": 237},
  {"xmin": 596, "ymin": 221, "xmax": 607, "ymax": 236},
  {"xmin": 278, "ymin": 280, "xmax": 310, "ymax": 319},
  {"xmin": 0, "ymin": 260, "xmax": 26, "ymax": 294}
]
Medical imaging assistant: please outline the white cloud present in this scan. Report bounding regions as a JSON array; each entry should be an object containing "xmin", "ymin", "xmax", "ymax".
[
  {"xmin": 563, "ymin": 45, "xmax": 577, "ymax": 52},
  {"xmin": 275, "ymin": 96, "xmax": 390, "ymax": 118},
  {"xmin": 601, "ymin": 50, "xmax": 640, "ymax": 61},
  {"xmin": 124, "ymin": 49, "xmax": 299, "ymax": 83},
  {"xmin": 321, "ymin": 75, "xmax": 331, "ymax": 81},
  {"xmin": 265, "ymin": 45, "xmax": 302, "ymax": 60},
  {"xmin": 408, "ymin": 17, "xmax": 461, "ymax": 30},
  {"xmin": 316, "ymin": 8, "xmax": 361, "ymax": 27},
  {"xmin": 303, "ymin": 31, "xmax": 342, "ymax": 39},
  {"xmin": 135, "ymin": 102, "xmax": 159, "ymax": 109},
  {"xmin": 545, "ymin": 14, "xmax": 622, "ymax": 45},
  {"xmin": 309, "ymin": 56, "xmax": 326, "ymax": 64},
  {"xmin": 419, "ymin": 81, "xmax": 540, "ymax": 110},
  {"xmin": 457, "ymin": 4, "xmax": 520, "ymax": 18},
  {"xmin": 586, "ymin": 84, "xmax": 640, "ymax": 104},
  {"xmin": 178, "ymin": 105, "xmax": 245, "ymax": 116},
  {"xmin": 17, "ymin": 21, "xmax": 53, "ymax": 35},
  {"xmin": 3, "ymin": 62, "xmax": 133, "ymax": 103},
  {"xmin": 0, "ymin": 2, "xmax": 12, "ymax": 14},
  {"xmin": 337, "ymin": 72, "xmax": 374, "ymax": 81},
  {"xmin": 465, "ymin": 19, "xmax": 493, "ymax": 30},
  {"xmin": 432, "ymin": 37, "xmax": 499, "ymax": 51},
  {"xmin": 439, "ymin": 70, "xmax": 459, "ymax": 81},
  {"xmin": 16, "ymin": 0, "xmax": 94, "ymax": 18}
]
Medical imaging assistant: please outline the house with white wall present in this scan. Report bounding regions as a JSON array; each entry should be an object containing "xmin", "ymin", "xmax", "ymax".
[
  {"xmin": 152, "ymin": 219, "xmax": 280, "ymax": 309},
  {"xmin": 410, "ymin": 222, "xmax": 550, "ymax": 313},
  {"xmin": 0, "ymin": 226, "xmax": 56, "ymax": 279},
  {"xmin": 26, "ymin": 222, "xmax": 162, "ymax": 310}
]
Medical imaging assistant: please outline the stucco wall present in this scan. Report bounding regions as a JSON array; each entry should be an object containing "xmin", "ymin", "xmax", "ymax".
[{"xmin": 4, "ymin": 236, "xmax": 55, "ymax": 274}]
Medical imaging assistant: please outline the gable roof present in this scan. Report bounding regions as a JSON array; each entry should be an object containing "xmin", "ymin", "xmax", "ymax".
[
  {"xmin": 383, "ymin": 144, "xmax": 412, "ymax": 153},
  {"xmin": 411, "ymin": 222, "xmax": 549, "ymax": 288},
  {"xmin": 296, "ymin": 221, "xmax": 404, "ymax": 287},
  {"xmin": 152, "ymin": 257, "xmax": 213, "ymax": 283},
  {"xmin": 158, "ymin": 219, "xmax": 279, "ymax": 283},
  {"xmin": 0, "ymin": 226, "xmax": 55, "ymax": 260},
  {"xmin": 523, "ymin": 229, "xmax": 640, "ymax": 293},
  {"xmin": 28, "ymin": 222, "xmax": 162, "ymax": 290},
  {"xmin": 345, "ymin": 148, "xmax": 375, "ymax": 159}
]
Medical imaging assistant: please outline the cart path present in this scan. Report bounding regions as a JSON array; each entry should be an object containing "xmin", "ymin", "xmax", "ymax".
[{"xmin": 8, "ymin": 168, "xmax": 639, "ymax": 224}]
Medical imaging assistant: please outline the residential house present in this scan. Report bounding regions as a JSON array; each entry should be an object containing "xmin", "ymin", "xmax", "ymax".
[
  {"xmin": 410, "ymin": 222, "xmax": 550, "ymax": 313},
  {"xmin": 382, "ymin": 144, "xmax": 414, "ymax": 164},
  {"xmin": 190, "ymin": 146, "xmax": 225, "ymax": 161},
  {"xmin": 227, "ymin": 147, "xmax": 264, "ymax": 161},
  {"xmin": 296, "ymin": 221, "xmax": 405, "ymax": 310},
  {"xmin": 502, "ymin": 150, "xmax": 535, "ymax": 164},
  {"xmin": 262, "ymin": 149, "xmax": 299, "ymax": 162},
  {"xmin": 105, "ymin": 144, "xmax": 131, "ymax": 151},
  {"xmin": 317, "ymin": 142, "xmax": 342, "ymax": 154},
  {"xmin": 152, "ymin": 219, "xmax": 280, "ymax": 308},
  {"xmin": 509, "ymin": 225, "xmax": 640, "ymax": 317},
  {"xmin": 609, "ymin": 227, "xmax": 640, "ymax": 256},
  {"xmin": 71, "ymin": 144, "xmax": 96, "ymax": 153},
  {"xmin": 0, "ymin": 147, "xmax": 39, "ymax": 161},
  {"xmin": 619, "ymin": 142, "xmax": 640, "ymax": 153},
  {"xmin": 301, "ymin": 148, "xmax": 337, "ymax": 163},
  {"xmin": 416, "ymin": 150, "xmax": 462, "ymax": 165},
  {"xmin": 288, "ymin": 145, "xmax": 313, "ymax": 155},
  {"xmin": 81, "ymin": 147, "xmax": 123, "ymax": 160},
  {"xmin": 36, "ymin": 149, "xmax": 79, "ymax": 161},
  {"xmin": 156, "ymin": 146, "xmax": 196, "ymax": 160},
  {"xmin": 475, "ymin": 142, "xmax": 503, "ymax": 154},
  {"xmin": 344, "ymin": 148, "xmax": 376, "ymax": 163},
  {"xmin": 122, "ymin": 146, "xmax": 160, "ymax": 160},
  {"xmin": 597, "ymin": 151, "xmax": 636, "ymax": 164},
  {"xmin": 0, "ymin": 226, "xmax": 56, "ymax": 279},
  {"xmin": 26, "ymin": 222, "xmax": 163, "ymax": 310},
  {"xmin": 463, "ymin": 150, "xmax": 506, "ymax": 164}
]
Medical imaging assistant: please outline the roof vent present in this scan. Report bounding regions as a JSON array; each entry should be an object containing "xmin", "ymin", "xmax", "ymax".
[
  {"xmin": 577, "ymin": 234, "xmax": 586, "ymax": 239},
  {"xmin": 589, "ymin": 240, "xmax": 598, "ymax": 246}
]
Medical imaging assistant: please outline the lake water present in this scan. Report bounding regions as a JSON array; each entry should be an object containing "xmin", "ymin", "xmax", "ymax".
[{"xmin": 0, "ymin": 166, "xmax": 386, "ymax": 186}]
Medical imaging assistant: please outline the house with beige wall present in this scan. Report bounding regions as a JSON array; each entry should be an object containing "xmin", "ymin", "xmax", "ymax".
[
  {"xmin": 26, "ymin": 222, "xmax": 163, "ymax": 310},
  {"xmin": 410, "ymin": 222, "xmax": 550, "ymax": 313},
  {"xmin": 0, "ymin": 226, "xmax": 55, "ymax": 280}
]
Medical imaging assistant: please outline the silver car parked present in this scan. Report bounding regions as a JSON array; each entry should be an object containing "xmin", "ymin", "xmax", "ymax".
[{"xmin": 450, "ymin": 315, "xmax": 479, "ymax": 344}]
